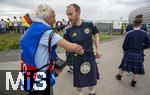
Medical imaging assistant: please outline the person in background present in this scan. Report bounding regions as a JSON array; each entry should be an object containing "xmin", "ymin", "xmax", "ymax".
[
  {"xmin": 19, "ymin": 17, "xmax": 26, "ymax": 34},
  {"xmin": 13, "ymin": 16, "xmax": 19, "ymax": 33},
  {"xmin": 125, "ymin": 14, "xmax": 148, "ymax": 75},
  {"xmin": 116, "ymin": 18, "xmax": 150, "ymax": 87},
  {"xmin": 126, "ymin": 14, "xmax": 147, "ymax": 33},
  {"xmin": 63, "ymin": 21, "xmax": 74, "ymax": 73},
  {"xmin": 0, "ymin": 19, "xmax": 7, "ymax": 34},
  {"xmin": 7, "ymin": 18, "xmax": 13, "ymax": 33}
]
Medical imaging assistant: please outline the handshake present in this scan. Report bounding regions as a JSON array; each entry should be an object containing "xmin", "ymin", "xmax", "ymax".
[
  {"xmin": 74, "ymin": 44, "xmax": 84, "ymax": 55},
  {"xmin": 54, "ymin": 43, "xmax": 84, "ymax": 75}
]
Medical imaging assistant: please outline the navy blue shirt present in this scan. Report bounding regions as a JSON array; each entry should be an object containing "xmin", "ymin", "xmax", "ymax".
[
  {"xmin": 123, "ymin": 30, "xmax": 150, "ymax": 53},
  {"xmin": 64, "ymin": 21, "xmax": 98, "ymax": 54},
  {"xmin": 126, "ymin": 24, "xmax": 147, "ymax": 32}
]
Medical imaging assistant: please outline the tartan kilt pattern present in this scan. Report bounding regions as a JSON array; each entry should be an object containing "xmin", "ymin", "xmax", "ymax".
[{"xmin": 119, "ymin": 52, "xmax": 145, "ymax": 75}]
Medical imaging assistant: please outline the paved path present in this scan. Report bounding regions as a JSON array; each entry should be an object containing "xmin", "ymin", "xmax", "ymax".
[
  {"xmin": 0, "ymin": 38, "xmax": 150, "ymax": 95},
  {"xmin": 54, "ymin": 38, "xmax": 150, "ymax": 95}
]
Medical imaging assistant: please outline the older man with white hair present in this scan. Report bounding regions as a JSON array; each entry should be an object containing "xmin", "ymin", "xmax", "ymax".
[{"xmin": 20, "ymin": 4, "xmax": 84, "ymax": 95}]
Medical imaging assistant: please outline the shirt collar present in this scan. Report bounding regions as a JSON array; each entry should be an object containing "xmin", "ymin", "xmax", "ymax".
[
  {"xmin": 33, "ymin": 18, "xmax": 51, "ymax": 28},
  {"xmin": 134, "ymin": 27, "xmax": 140, "ymax": 30}
]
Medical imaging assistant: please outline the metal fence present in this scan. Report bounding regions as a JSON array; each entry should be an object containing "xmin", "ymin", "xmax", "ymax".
[{"xmin": 95, "ymin": 23, "xmax": 113, "ymax": 32}]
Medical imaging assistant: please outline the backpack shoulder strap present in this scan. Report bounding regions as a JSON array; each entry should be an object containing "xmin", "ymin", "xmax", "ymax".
[
  {"xmin": 48, "ymin": 31, "xmax": 55, "ymax": 59},
  {"xmin": 36, "ymin": 31, "xmax": 55, "ymax": 72}
]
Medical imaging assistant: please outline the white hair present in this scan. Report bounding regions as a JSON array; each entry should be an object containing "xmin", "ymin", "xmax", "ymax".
[{"xmin": 31, "ymin": 4, "xmax": 54, "ymax": 21}]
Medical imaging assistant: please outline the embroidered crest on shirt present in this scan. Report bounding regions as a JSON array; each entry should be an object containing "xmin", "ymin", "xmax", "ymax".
[{"xmin": 84, "ymin": 28, "xmax": 90, "ymax": 34}]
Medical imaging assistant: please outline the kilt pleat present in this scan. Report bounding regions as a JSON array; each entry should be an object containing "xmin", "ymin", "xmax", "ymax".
[
  {"xmin": 73, "ymin": 55, "xmax": 99, "ymax": 87},
  {"xmin": 119, "ymin": 52, "xmax": 145, "ymax": 75}
]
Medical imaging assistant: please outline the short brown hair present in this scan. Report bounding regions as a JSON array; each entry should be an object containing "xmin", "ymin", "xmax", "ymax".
[
  {"xmin": 67, "ymin": 3, "xmax": 81, "ymax": 13},
  {"xmin": 135, "ymin": 14, "xmax": 143, "ymax": 19},
  {"xmin": 133, "ymin": 18, "xmax": 143, "ymax": 27}
]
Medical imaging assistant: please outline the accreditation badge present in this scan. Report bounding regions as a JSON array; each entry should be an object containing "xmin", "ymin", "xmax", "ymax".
[{"xmin": 80, "ymin": 62, "xmax": 91, "ymax": 74}]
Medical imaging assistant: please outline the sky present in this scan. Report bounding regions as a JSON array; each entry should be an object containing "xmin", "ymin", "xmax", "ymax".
[{"xmin": 0, "ymin": 0, "xmax": 150, "ymax": 21}]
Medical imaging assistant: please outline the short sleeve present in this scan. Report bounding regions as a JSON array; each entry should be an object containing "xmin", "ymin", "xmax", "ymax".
[
  {"xmin": 63, "ymin": 28, "xmax": 71, "ymax": 41},
  {"xmin": 91, "ymin": 23, "xmax": 99, "ymax": 35},
  {"xmin": 39, "ymin": 30, "xmax": 62, "ymax": 47}
]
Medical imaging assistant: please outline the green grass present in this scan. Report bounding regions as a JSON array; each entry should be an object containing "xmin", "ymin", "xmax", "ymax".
[
  {"xmin": 99, "ymin": 33, "xmax": 112, "ymax": 40},
  {"xmin": 57, "ymin": 31, "xmax": 112, "ymax": 41},
  {"xmin": 0, "ymin": 31, "xmax": 112, "ymax": 51},
  {"xmin": 0, "ymin": 33, "xmax": 21, "ymax": 51}
]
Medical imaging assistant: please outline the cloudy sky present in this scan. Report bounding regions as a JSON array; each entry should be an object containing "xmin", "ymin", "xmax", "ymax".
[{"xmin": 0, "ymin": 0, "xmax": 150, "ymax": 21}]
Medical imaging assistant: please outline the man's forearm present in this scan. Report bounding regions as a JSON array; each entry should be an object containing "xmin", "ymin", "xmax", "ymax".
[{"xmin": 93, "ymin": 33, "xmax": 100, "ymax": 50}]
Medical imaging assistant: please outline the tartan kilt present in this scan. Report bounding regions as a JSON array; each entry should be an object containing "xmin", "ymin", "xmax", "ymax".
[
  {"xmin": 73, "ymin": 54, "xmax": 99, "ymax": 87},
  {"xmin": 119, "ymin": 52, "xmax": 145, "ymax": 75}
]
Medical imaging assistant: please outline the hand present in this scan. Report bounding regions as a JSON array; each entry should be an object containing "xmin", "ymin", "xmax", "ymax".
[
  {"xmin": 74, "ymin": 44, "xmax": 84, "ymax": 54},
  {"xmin": 95, "ymin": 50, "xmax": 102, "ymax": 58}
]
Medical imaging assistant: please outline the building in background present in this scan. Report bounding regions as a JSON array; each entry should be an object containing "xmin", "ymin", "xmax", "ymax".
[
  {"xmin": 129, "ymin": 3, "xmax": 150, "ymax": 32},
  {"xmin": 129, "ymin": 3, "xmax": 150, "ymax": 24}
]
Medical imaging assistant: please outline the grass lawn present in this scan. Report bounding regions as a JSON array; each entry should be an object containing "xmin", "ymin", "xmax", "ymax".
[
  {"xmin": 99, "ymin": 33, "xmax": 112, "ymax": 41},
  {"xmin": 57, "ymin": 31, "xmax": 112, "ymax": 40},
  {"xmin": 0, "ymin": 31, "xmax": 112, "ymax": 51},
  {"xmin": 0, "ymin": 33, "xmax": 21, "ymax": 51}
]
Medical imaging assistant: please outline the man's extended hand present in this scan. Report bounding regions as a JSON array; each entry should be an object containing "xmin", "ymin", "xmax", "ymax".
[{"xmin": 74, "ymin": 44, "xmax": 84, "ymax": 54}]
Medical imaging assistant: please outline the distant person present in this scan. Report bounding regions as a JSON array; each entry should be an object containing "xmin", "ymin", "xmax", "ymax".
[
  {"xmin": 19, "ymin": 17, "xmax": 26, "ymax": 34},
  {"xmin": 0, "ymin": 19, "xmax": 7, "ymax": 34},
  {"xmin": 125, "ymin": 14, "xmax": 148, "ymax": 75},
  {"xmin": 13, "ymin": 16, "xmax": 19, "ymax": 33},
  {"xmin": 7, "ymin": 18, "xmax": 13, "ymax": 33},
  {"xmin": 63, "ymin": 21, "xmax": 74, "ymax": 73},
  {"xmin": 126, "ymin": 14, "xmax": 147, "ymax": 33},
  {"xmin": 116, "ymin": 18, "xmax": 150, "ymax": 87}
]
